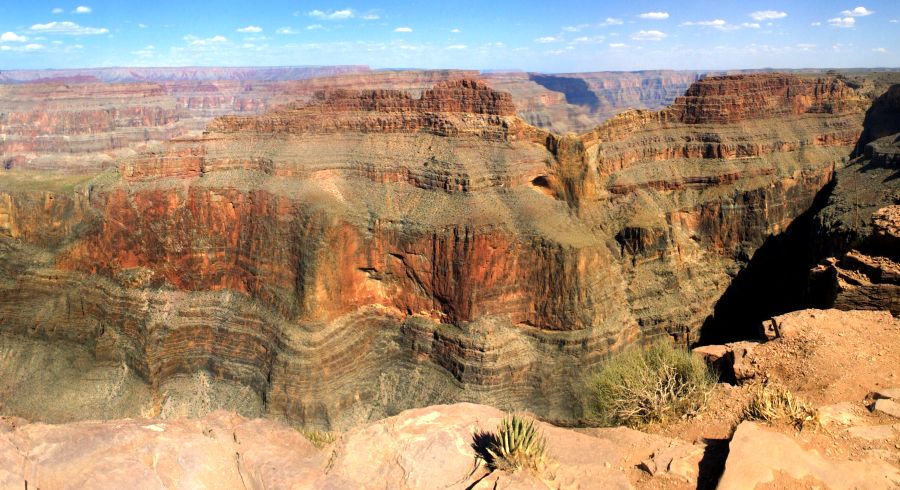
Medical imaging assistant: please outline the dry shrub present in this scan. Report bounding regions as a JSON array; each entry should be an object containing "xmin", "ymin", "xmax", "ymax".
[
  {"xmin": 299, "ymin": 428, "xmax": 337, "ymax": 449},
  {"xmin": 590, "ymin": 342, "xmax": 716, "ymax": 427},
  {"xmin": 743, "ymin": 383, "xmax": 817, "ymax": 429}
]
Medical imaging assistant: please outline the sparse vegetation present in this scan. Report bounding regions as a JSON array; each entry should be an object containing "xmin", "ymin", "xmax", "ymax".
[
  {"xmin": 589, "ymin": 342, "xmax": 716, "ymax": 428},
  {"xmin": 743, "ymin": 382, "xmax": 817, "ymax": 429},
  {"xmin": 484, "ymin": 415, "xmax": 547, "ymax": 472},
  {"xmin": 299, "ymin": 428, "xmax": 337, "ymax": 449}
]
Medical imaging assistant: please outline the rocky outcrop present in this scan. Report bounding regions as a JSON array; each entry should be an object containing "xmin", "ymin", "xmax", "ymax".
[
  {"xmin": 0, "ymin": 403, "xmax": 710, "ymax": 489},
  {"xmin": 5, "ymin": 307, "xmax": 900, "ymax": 489},
  {"xmin": 810, "ymin": 84, "xmax": 900, "ymax": 314},
  {"xmin": 668, "ymin": 74, "xmax": 866, "ymax": 124},
  {"xmin": 0, "ymin": 74, "xmax": 871, "ymax": 428},
  {"xmin": 719, "ymin": 421, "xmax": 900, "ymax": 489}
]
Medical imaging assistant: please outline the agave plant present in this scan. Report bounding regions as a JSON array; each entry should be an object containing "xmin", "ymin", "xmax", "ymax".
[{"xmin": 486, "ymin": 415, "xmax": 547, "ymax": 472}]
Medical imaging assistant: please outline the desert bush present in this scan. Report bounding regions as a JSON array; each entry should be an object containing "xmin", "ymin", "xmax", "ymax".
[
  {"xmin": 484, "ymin": 415, "xmax": 547, "ymax": 472},
  {"xmin": 589, "ymin": 342, "xmax": 716, "ymax": 427},
  {"xmin": 299, "ymin": 428, "xmax": 337, "ymax": 449},
  {"xmin": 743, "ymin": 383, "xmax": 817, "ymax": 429}
]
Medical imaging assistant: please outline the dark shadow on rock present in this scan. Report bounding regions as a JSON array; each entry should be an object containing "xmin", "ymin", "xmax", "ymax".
[
  {"xmin": 471, "ymin": 430, "xmax": 497, "ymax": 467},
  {"xmin": 696, "ymin": 438, "xmax": 730, "ymax": 490},
  {"xmin": 529, "ymin": 74, "xmax": 600, "ymax": 111},
  {"xmin": 698, "ymin": 181, "xmax": 835, "ymax": 345},
  {"xmin": 853, "ymin": 84, "xmax": 900, "ymax": 157}
]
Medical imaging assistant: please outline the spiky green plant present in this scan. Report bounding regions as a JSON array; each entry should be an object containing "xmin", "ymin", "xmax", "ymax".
[{"xmin": 486, "ymin": 415, "xmax": 547, "ymax": 472}]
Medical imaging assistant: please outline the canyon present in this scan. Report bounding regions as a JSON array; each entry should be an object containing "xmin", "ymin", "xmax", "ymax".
[{"xmin": 2, "ymin": 68, "xmax": 896, "ymax": 434}]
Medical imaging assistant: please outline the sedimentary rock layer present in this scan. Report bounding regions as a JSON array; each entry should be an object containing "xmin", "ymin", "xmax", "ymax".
[
  {"xmin": 0, "ymin": 73, "xmax": 869, "ymax": 428},
  {"xmin": 810, "ymin": 84, "xmax": 900, "ymax": 314}
]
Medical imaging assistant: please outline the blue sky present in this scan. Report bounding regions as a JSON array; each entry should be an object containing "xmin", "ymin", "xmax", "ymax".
[{"xmin": 0, "ymin": 1, "xmax": 897, "ymax": 71}]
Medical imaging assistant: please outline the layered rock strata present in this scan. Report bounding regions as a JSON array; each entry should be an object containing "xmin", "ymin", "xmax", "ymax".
[
  {"xmin": 0, "ymin": 74, "xmax": 869, "ymax": 428},
  {"xmin": 810, "ymin": 84, "xmax": 900, "ymax": 314}
]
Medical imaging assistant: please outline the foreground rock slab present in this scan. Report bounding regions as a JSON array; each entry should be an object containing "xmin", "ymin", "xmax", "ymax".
[
  {"xmin": 718, "ymin": 421, "xmax": 900, "ymax": 490},
  {"xmin": 0, "ymin": 403, "xmax": 705, "ymax": 489}
]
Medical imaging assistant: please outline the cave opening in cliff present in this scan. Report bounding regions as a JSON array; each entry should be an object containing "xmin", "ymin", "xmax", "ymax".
[{"xmin": 530, "ymin": 175, "xmax": 555, "ymax": 197}]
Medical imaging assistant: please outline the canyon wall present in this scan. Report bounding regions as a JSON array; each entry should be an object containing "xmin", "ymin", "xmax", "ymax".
[
  {"xmin": 485, "ymin": 71, "xmax": 701, "ymax": 134},
  {"xmin": 0, "ymin": 73, "xmax": 870, "ymax": 428},
  {"xmin": 810, "ymin": 84, "xmax": 900, "ymax": 314}
]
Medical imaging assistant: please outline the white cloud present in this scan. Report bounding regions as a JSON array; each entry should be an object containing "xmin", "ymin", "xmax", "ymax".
[
  {"xmin": 308, "ymin": 9, "xmax": 354, "ymax": 20},
  {"xmin": 600, "ymin": 17, "xmax": 624, "ymax": 26},
  {"xmin": 306, "ymin": 24, "xmax": 324, "ymax": 30},
  {"xmin": 276, "ymin": 27, "xmax": 298, "ymax": 34},
  {"xmin": 51, "ymin": 7, "xmax": 63, "ymax": 14},
  {"xmin": 0, "ymin": 32, "xmax": 27, "ymax": 43},
  {"xmin": 681, "ymin": 19, "xmax": 759, "ymax": 31},
  {"xmin": 393, "ymin": 27, "xmax": 412, "ymax": 32},
  {"xmin": 535, "ymin": 36, "xmax": 559, "ymax": 43},
  {"xmin": 630, "ymin": 30, "xmax": 667, "ymax": 41},
  {"xmin": 682, "ymin": 19, "xmax": 728, "ymax": 27},
  {"xmin": 841, "ymin": 6, "xmax": 873, "ymax": 17},
  {"xmin": 639, "ymin": 12, "xmax": 669, "ymax": 20},
  {"xmin": 828, "ymin": 17, "xmax": 856, "ymax": 27},
  {"xmin": 569, "ymin": 35, "xmax": 605, "ymax": 45},
  {"xmin": 361, "ymin": 14, "xmax": 379, "ymax": 20},
  {"xmin": 749, "ymin": 10, "xmax": 787, "ymax": 21},
  {"xmin": 132, "ymin": 45, "xmax": 155, "ymax": 57},
  {"xmin": 609, "ymin": 42, "xmax": 626, "ymax": 48},
  {"xmin": 0, "ymin": 42, "xmax": 46, "ymax": 52},
  {"xmin": 74, "ymin": 6, "xmax": 91, "ymax": 14},
  {"xmin": 872, "ymin": 47, "xmax": 887, "ymax": 53},
  {"xmin": 811, "ymin": 21, "xmax": 822, "ymax": 26},
  {"xmin": 29, "ymin": 21, "xmax": 108, "ymax": 35},
  {"xmin": 450, "ymin": 28, "xmax": 460, "ymax": 33},
  {"xmin": 138, "ymin": 23, "xmax": 148, "ymax": 28},
  {"xmin": 890, "ymin": 19, "xmax": 899, "ymax": 24},
  {"xmin": 237, "ymin": 25, "xmax": 262, "ymax": 33},
  {"xmin": 0, "ymin": 41, "xmax": 51, "ymax": 52},
  {"xmin": 446, "ymin": 44, "xmax": 466, "ymax": 50},
  {"xmin": 186, "ymin": 35, "xmax": 228, "ymax": 46}
]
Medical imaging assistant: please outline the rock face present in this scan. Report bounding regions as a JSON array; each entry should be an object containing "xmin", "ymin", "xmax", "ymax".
[
  {"xmin": 718, "ymin": 421, "xmax": 900, "ymax": 490},
  {"xmin": 486, "ymin": 70, "xmax": 701, "ymax": 134},
  {"xmin": 0, "ymin": 69, "xmax": 482, "ymax": 174},
  {"xmin": 5, "ymin": 307, "xmax": 899, "ymax": 490},
  {"xmin": 810, "ymin": 84, "xmax": 900, "ymax": 314},
  {"xmin": 0, "ymin": 403, "xmax": 705, "ymax": 489},
  {"xmin": 0, "ymin": 73, "xmax": 870, "ymax": 428}
]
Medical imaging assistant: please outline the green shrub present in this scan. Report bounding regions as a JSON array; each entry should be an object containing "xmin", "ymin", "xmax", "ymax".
[
  {"xmin": 743, "ymin": 382, "xmax": 817, "ymax": 429},
  {"xmin": 485, "ymin": 415, "xmax": 547, "ymax": 472},
  {"xmin": 589, "ymin": 342, "xmax": 716, "ymax": 427}
]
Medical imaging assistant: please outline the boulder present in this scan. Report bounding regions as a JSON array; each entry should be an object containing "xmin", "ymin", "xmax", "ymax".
[
  {"xmin": 871, "ymin": 399, "xmax": 900, "ymax": 419},
  {"xmin": 718, "ymin": 421, "xmax": 900, "ymax": 489}
]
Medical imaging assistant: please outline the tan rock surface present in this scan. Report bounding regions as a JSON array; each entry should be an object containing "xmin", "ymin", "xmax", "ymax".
[
  {"xmin": 718, "ymin": 421, "xmax": 900, "ymax": 490},
  {"xmin": 0, "ymin": 403, "xmax": 705, "ymax": 489}
]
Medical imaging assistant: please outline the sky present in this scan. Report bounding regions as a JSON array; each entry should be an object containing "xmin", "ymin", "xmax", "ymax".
[{"xmin": 0, "ymin": 1, "xmax": 897, "ymax": 72}]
